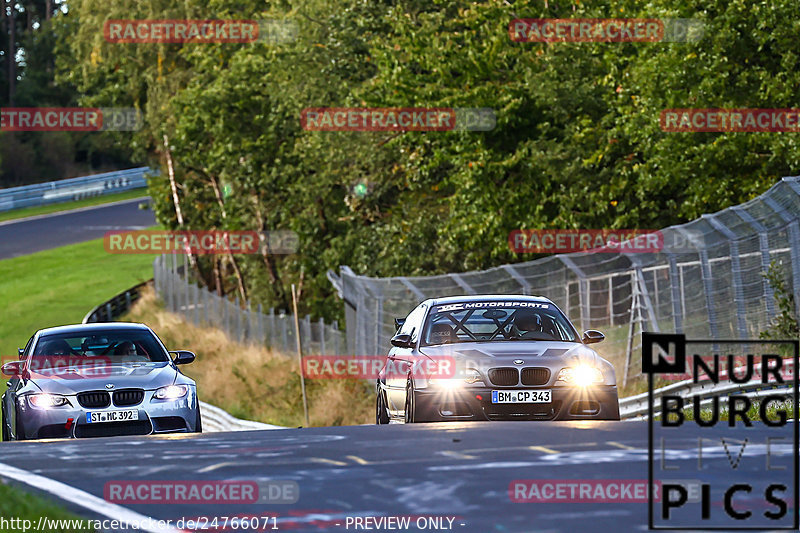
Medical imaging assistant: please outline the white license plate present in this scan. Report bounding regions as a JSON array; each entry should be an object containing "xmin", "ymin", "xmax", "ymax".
[
  {"xmin": 85, "ymin": 409, "xmax": 139, "ymax": 423},
  {"xmin": 491, "ymin": 390, "xmax": 551, "ymax": 404}
]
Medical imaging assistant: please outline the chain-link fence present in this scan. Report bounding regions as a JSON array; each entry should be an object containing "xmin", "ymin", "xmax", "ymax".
[
  {"xmin": 328, "ymin": 176, "xmax": 800, "ymax": 391},
  {"xmin": 153, "ymin": 254, "xmax": 346, "ymax": 356}
]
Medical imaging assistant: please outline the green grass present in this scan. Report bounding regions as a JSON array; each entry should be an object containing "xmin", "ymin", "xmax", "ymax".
[
  {"xmin": 0, "ymin": 236, "xmax": 154, "ymax": 356},
  {"xmin": 0, "ymin": 189, "xmax": 148, "ymax": 223},
  {"xmin": 0, "ymin": 483, "xmax": 93, "ymax": 532}
]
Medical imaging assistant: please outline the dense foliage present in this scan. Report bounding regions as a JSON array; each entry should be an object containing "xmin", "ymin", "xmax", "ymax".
[
  {"xmin": 0, "ymin": 0, "xmax": 135, "ymax": 186},
  {"xmin": 47, "ymin": 0, "xmax": 800, "ymax": 320}
]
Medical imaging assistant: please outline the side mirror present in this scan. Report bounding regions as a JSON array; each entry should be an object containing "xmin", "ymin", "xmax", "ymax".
[
  {"xmin": 390, "ymin": 334, "xmax": 413, "ymax": 348},
  {"xmin": 394, "ymin": 318, "xmax": 406, "ymax": 332},
  {"xmin": 2, "ymin": 361, "xmax": 23, "ymax": 378},
  {"xmin": 170, "ymin": 350, "xmax": 196, "ymax": 365},
  {"xmin": 582, "ymin": 330, "xmax": 605, "ymax": 344}
]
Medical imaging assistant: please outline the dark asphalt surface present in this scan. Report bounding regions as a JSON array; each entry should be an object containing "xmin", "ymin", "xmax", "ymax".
[
  {"xmin": 0, "ymin": 420, "xmax": 796, "ymax": 532},
  {"xmin": 0, "ymin": 198, "xmax": 155, "ymax": 259}
]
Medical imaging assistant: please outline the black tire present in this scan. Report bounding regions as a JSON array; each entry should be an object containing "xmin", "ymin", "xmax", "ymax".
[
  {"xmin": 404, "ymin": 378, "xmax": 416, "ymax": 424},
  {"xmin": 14, "ymin": 406, "xmax": 26, "ymax": 441},
  {"xmin": 375, "ymin": 384, "xmax": 389, "ymax": 425},
  {"xmin": 195, "ymin": 408, "xmax": 203, "ymax": 433},
  {"xmin": 1, "ymin": 403, "xmax": 9, "ymax": 442}
]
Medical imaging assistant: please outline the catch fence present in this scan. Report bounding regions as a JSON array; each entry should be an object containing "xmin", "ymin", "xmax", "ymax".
[
  {"xmin": 153, "ymin": 254, "xmax": 345, "ymax": 356},
  {"xmin": 328, "ymin": 176, "xmax": 800, "ymax": 388}
]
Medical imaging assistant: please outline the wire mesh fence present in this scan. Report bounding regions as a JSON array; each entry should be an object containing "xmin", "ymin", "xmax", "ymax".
[
  {"xmin": 153, "ymin": 254, "xmax": 346, "ymax": 356},
  {"xmin": 328, "ymin": 176, "xmax": 800, "ymax": 393}
]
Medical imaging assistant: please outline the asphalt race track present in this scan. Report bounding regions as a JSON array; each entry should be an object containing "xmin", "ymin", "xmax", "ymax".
[
  {"xmin": 0, "ymin": 197, "xmax": 155, "ymax": 260},
  {"xmin": 0, "ymin": 421, "xmax": 796, "ymax": 532}
]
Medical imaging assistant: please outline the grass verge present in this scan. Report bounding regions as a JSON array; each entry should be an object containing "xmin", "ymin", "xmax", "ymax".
[
  {"xmin": 0, "ymin": 237, "xmax": 153, "ymax": 357},
  {"xmin": 0, "ymin": 482, "xmax": 93, "ymax": 532},
  {"xmin": 122, "ymin": 287, "xmax": 373, "ymax": 427},
  {"xmin": 0, "ymin": 189, "xmax": 148, "ymax": 223}
]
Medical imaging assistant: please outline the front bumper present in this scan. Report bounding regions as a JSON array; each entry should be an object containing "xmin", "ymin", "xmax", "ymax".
[
  {"xmin": 413, "ymin": 385, "xmax": 620, "ymax": 422},
  {"xmin": 16, "ymin": 393, "xmax": 198, "ymax": 439}
]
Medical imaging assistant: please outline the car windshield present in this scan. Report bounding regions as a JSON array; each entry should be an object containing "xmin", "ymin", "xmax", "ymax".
[
  {"xmin": 32, "ymin": 329, "xmax": 169, "ymax": 363},
  {"xmin": 421, "ymin": 301, "xmax": 579, "ymax": 346}
]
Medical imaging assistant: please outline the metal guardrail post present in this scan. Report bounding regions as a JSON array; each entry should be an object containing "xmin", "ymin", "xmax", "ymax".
[{"xmin": 667, "ymin": 254, "xmax": 683, "ymax": 333}]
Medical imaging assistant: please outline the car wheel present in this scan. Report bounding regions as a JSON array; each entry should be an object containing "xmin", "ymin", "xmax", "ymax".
[
  {"xmin": 1, "ymin": 403, "xmax": 9, "ymax": 442},
  {"xmin": 376, "ymin": 384, "xmax": 389, "ymax": 425},
  {"xmin": 14, "ymin": 406, "xmax": 26, "ymax": 441},
  {"xmin": 195, "ymin": 409, "xmax": 203, "ymax": 433},
  {"xmin": 404, "ymin": 378, "xmax": 416, "ymax": 424}
]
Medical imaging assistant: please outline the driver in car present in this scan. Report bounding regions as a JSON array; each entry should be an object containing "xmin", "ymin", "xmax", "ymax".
[
  {"xmin": 37, "ymin": 339, "xmax": 73, "ymax": 356},
  {"xmin": 510, "ymin": 310, "xmax": 544, "ymax": 339}
]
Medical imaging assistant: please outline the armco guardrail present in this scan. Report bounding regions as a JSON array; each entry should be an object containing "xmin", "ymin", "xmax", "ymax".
[
  {"xmin": 199, "ymin": 402, "xmax": 284, "ymax": 432},
  {"xmin": 83, "ymin": 280, "xmax": 151, "ymax": 323},
  {"xmin": 619, "ymin": 358, "xmax": 796, "ymax": 419},
  {"xmin": 0, "ymin": 166, "xmax": 155, "ymax": 212}
]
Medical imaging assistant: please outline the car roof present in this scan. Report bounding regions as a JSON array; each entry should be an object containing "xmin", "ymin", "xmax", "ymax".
[
  {"xmin": 36, "ymin": 322, "xmax": 152, "ymax": 337},
  {"xmin": 423, "ymin": 294, "xmax": 554, "ymax": 306}
]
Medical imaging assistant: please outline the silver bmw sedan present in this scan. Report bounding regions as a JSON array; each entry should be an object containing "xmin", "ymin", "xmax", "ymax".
[{"xmin": 1, "ymin": 322, "xmax": 200, "ymax": 440}]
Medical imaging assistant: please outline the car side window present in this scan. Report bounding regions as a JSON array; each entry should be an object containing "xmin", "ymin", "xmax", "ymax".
[{"xmin": 400, "ymin": 305, "xmax": 427, "ymax": 343}]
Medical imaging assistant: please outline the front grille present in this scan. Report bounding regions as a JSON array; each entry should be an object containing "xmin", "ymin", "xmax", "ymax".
[
  {"xmin": 75, "ymin": 420, "xmax": 152, "ymax": 438},
  {"xmin": 77, "ymin": 391, "xmax": 110, "ymax": 408},
  {"xmin": 113, "ymin": 389, "xmax": 144, "ymax": 407},
  {"xmin": 484, "ymin": 401, "xmax": 561, "ymax": 421},
  {"xmin": 37, "ymin": 424, "xmax": 71, "ymax": 439},
  {"xmin": 521, "ymin": 367, "xmax": 550, "ymax": 386},
  {"xmin": 152, "ymin": 416, "xmax": 188, "ymax": 432},
  {"xmin": 488, "ymin": 367, "xmax": 519, "ymax": 386}
]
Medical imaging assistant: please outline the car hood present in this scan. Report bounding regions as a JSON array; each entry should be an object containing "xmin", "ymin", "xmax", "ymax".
[
  {"xmin": 419, "ymin": 341, "xmax": 602, "ymax": 370},
  {"xmin": 27, "ymin": 362, "xmax": 177, "ymax": 395}
]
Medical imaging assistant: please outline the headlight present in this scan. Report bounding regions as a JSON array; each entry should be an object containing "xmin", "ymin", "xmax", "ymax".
[
  {"xmin": 556, "ymin": 366, "xmax": 604, "ymax": 386},
  {"xmin": 154, "ymin": 385, "xmax": 189, "ymax": 400},
  {"xmin": 463, "ymin": 368, "xmax": 484, "ymax": 385},
  {"xmin": 28, "ymin": 394, "xmax": 70, "ymax": 409},
  {"xmin": 430, "ymin": 369, "xmax": 484, "ymax": 388}
]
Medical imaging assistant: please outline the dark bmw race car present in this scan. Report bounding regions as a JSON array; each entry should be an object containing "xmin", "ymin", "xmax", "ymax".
[
  {"xmin": 376, "ymin": 295, "xmax": 620, "ymax": 423},
  {"xmin": 1, "ymin": 322, "xmax": 200, "ymax": 440}
]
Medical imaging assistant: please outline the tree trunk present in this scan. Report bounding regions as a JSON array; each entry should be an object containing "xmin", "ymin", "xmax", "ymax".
[{"xmin": 162, "ymin": 134, "xmax": 205, "ymax": 286}]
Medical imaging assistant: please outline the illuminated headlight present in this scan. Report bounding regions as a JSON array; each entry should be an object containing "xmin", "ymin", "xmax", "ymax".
[
  {"xmin": 28, "ymin": 394, "xmax": 70, "ymax": 409},
  {"xmin": 429, "ymin": 378, "xmax": 463, "ymax": 389},
  {"xmin": 463, "ymin": 368, "xmax": 484, "ymax": 385},
  {"xmin": 556, "ymin": 366, "xmax": 604, "ymax": 386},
  {"xmin": 154, "ymin": 385, "xmax": 189, "ymax": 400},
  {"xmin": 430, "ymin": 369, "xmax": 484, "ymax": 388}
]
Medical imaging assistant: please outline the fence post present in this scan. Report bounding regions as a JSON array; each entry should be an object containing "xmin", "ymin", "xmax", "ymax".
[
  {"xmin": 303, "ymin": 315, "xmax": 312, "ymax": 354},
  {"xmin": 202, "ymin": 287, "xmax": 208, "ymax": 325},
  {"xmin": 667, "ymin": 254, "xmax": 683, "ymax": 333},
  {"xmin": 223, "ymin": 298, "xmax": 228, "ymax": 334},
  {"xmin": 332, "ymin": 320, "xmax": 340, "ymax": 355},
  {"xmin": 257, "ymin": 304, "xmax": 264, "ymax": 344},
  {"xmin": 319, "ymin": 317, "xmax": 326, "ymax": 354},
  {"xmin": 235, "ymin": 297, "xmax": 242, "ymax": 342}
]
